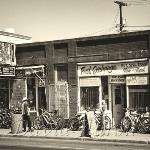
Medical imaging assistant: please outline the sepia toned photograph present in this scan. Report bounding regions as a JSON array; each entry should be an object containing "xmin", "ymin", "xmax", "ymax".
[{"xmin": 0, "ymin": 0, "xmax": 150, "ymax": 149}]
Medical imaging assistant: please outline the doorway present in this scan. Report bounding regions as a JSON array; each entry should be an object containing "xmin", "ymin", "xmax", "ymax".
[
  {"xmin": 112, "ymin": 84, "xmax": 126, "ymax": 126},
  {"xmin": 38, "ymin": 87, "xmax": 46, "ymax": 110}
]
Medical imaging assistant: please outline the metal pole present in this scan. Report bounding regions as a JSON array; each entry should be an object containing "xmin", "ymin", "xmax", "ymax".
[{"xmin": 114, "ymin": 1, "xmax": 127, "ymax": 32}]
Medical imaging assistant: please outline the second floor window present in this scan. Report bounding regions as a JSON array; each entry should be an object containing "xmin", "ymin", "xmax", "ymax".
[{"xmin": 56, "ymin": 65, "xmax": 68, "ymax": 82}]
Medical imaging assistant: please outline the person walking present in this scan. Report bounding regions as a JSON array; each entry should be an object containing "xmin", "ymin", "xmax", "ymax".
[{"xmin": 22, "ymin": 97, "xmax": 31, "ymax": 132}]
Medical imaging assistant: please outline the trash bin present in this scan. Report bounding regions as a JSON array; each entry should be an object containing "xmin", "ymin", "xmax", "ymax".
[{"xmin": 11, "ymin": 113, "xmax": 23, "ymax": 134}]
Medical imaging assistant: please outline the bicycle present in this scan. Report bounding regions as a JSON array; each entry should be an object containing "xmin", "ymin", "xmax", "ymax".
[
  {"xmin": 121, "ymin": 108, "xmax": 150, "ymax": 134},
  {"xmin": 94, "ymin": 111, "xmax": 111, "ymax": 130},
  {"xmin": 0, "ymin": 108, "xmax": 11, "ymax": 129},
  {"xmin": 33, "ymin": 109, "xmax": 65, "ymax": 130},
  {"xmin": 68, "ymin": 110, "xmax": 111, "ymax": 131},
  {"xmin": 67, "ymin": 114, "xmax": 83, "ymax": 131}
]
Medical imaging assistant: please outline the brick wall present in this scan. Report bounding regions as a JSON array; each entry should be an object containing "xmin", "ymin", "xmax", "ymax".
[{"xmin": 10, "ymin": 79, "xmax": 26, "ymax": 110}]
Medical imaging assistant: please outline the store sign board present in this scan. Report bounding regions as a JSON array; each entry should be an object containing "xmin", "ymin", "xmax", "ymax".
[
  {"xmin": 78, "ymin": 61, "xmax": 148, "ymax": 77},
  {"xmin": 0, "ymin": 42, "xmax": 16, "ymax": 65},
  {"xmin": 0, "ymin": 66, "xmax": 15, "ymax": 76},
  {"xmin": 109, "ymin": 76, "xmax": 125, "ymax": 84},
  {"xmin": 80, "ymin": 77, "xmax": 100, "ymax": 86},
  {"xmin": 126, "ymin": 75, "xmax": 149, "ymax": 85}
]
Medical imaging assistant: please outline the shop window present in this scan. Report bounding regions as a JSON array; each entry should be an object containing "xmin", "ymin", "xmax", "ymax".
[
  {"xmin": 56, "ymin": 65, "xmax": 68, "ymax": 82},
  {"xmin": 80, "ymin": 87, "xmax": 99, "ymax": 110},
  {"xmin": 129, "ymin": 85, "xmax": 150, "ymax": 111}
]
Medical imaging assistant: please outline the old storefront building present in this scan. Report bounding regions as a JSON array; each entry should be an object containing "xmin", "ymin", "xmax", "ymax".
[
  {"xmin": 16, "ymin": 30, "xmax": 150, "ymax": 125},
  {"xmin": 0, "ymin": 30, "xmax": 31, "ymax": 111}
]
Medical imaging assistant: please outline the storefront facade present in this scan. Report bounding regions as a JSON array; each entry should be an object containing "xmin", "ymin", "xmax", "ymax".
[
  {"xmin": 78, "ymin": 59, "xmax": 149, "ymax": 125},
  {"xmin": 0, "ymin": 31, "xmax": 31, "ymax": 113},
  {"xmin": 15, "ymin": 30, "xmax": 150, "ymax": 122},
  {"xmin": 0, "ymin": 41, "xmax": 16, "ymax": 109}
]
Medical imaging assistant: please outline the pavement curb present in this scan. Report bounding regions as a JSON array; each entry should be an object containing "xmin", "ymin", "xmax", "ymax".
[{"xmin": 0, "ymin": 133, "xmax": 150, "ymax": 145}]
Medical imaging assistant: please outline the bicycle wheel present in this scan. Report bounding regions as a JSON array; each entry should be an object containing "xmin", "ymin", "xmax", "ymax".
[
  {"xmin": 0, "ymin": 115, "xmax": 4, "ymax": 128},
  {"xmin": 95, "ymin": 114, "xmax": 103, "ymax": 130},
  {"xmin": 121, "ymin": 117, "xmax": 132, "ymax": 132},
  {"xmin": 104, "ymin": 116, "xmax": 111, "ymax": 130},
  {"xmin": 55, "ymin": 117, "xmax": 65, "ymax": 130},
  {"xmin": 33, "ymin": 116, "xmax": 45, "ymax": 130},
  {"xmin": 138, "ymin": 117, "xmax": 150, "ymax": 134},
  {"xmin": 68, "ymin": 117, "xmax": 80, "ymax": 131}
]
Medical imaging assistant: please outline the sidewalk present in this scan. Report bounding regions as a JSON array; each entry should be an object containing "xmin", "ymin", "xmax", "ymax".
[{"xmin": 0, "ymin": 128, "xmax": 150, "ymax": 145}]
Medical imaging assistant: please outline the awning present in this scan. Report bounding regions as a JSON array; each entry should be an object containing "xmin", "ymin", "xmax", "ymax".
[{"xmin": 16, "ymin": 65, "xmax": 45, "ymax": 81}]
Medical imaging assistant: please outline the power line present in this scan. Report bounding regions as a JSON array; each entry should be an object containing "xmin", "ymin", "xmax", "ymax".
[
  {"xmin": 123, "ymin": 0, "xmax": 150, "ymax": 2},
  {"xmin": 125, "ymin": 25, "xmax": 150, "ymax": 27},
  {"xmin": 82, "ymin": 8, "xmax": 120, "ymax": 37},
  {"xmin": 122, "ymin": 0, "xmax": 150, "ymax": 5}
]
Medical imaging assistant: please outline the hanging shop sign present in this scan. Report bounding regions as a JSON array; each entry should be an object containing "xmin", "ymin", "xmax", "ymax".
[
  {"xmin": 0, "ymin": 66, "xmax": 15, "ymax": 76},
  {"xmin": 0, "ymin": 42, "xmax": 16, "ymax": 65},
  {"xmin": 126, "ymin": 75, "xmax": 149, "ymax": 85},
  {"xmin": 109, "ymin": 76, "xmax": 125, "ymax": 84},
  {"xmin": 80, "ymin": 77, "xmax": 100, "ymax": 87},
  {"xmin": 38, "ymin": 78, "xmax": 45, "ymax": 87},
  {"xmin": 78, "ymin": 61, "xmax": 148, "ymax": 77}
]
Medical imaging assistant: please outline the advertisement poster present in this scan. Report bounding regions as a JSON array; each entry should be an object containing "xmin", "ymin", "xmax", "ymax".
[{"xmin": 0, "ymin": 42, "xmax": 16, "ymax": 65}]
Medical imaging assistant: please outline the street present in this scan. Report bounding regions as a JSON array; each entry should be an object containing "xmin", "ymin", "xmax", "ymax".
[{"xmin": 0, "ymin": 136, "xmax": 150, "ymax": 150}]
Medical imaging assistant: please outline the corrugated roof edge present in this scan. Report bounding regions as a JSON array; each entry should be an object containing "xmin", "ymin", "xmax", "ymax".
[{"xmin": 0, "ymin": 30, "xmax": 31, "ymax": 40}]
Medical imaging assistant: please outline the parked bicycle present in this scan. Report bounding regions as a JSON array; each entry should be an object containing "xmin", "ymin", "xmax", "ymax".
[
  {"xmin": 94, "ymin": 111, "xmax": 111, "ymax": 130},
  {"xmin": 67, "ymin": 114, "xmax": 83, "ymax": 131},
  {"xmin": 33, "ymin": 109, "xmax": 65, "ymax": 130},
  {"xmin": 121, "ymin": 108, "xmax": 150, "ymax": 134},
  {"xmin": 68, "ymin": 110, "xmax": 111, "ymax": 131},
  {"xmin": 0, "ymin": 108, "xmax": 11, "ymax": 129}
]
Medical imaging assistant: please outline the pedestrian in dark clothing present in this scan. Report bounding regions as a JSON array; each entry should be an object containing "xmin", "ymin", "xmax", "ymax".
[
  {"xmin": 81, "ymin": 113, "xmax": 91, "ymax": 137},
  {"xmin": 22, "ymin": 97, "xmax": 31, "ymax": 132}
]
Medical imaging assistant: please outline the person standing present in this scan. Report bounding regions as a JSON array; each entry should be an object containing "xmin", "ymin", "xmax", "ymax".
[{"xmin": 22, "ymin": 97, "xmax": 31, "ymax": 132}]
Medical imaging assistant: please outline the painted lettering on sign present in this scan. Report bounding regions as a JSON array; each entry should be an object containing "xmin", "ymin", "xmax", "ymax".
[
  {"xmin": 126, "ymin": 75, "xmax": 148, "ymax": 85},
  {"xmin": 80, "ymin": 64, "xmax": 117, "ymax": 75},
  {"xmin": 78, "ymin": 61, "xmax": 148, "ymax": 76},
  {"xmin": 109, "ymin": 76, "xmax": 125, "ymax": 84},
  {"xmin": 121, "ymin": 62, "xmax": 147, "ymax": 73},
  {"xmin": 0, "ymin": 66, "xmax": 15, "ymax": 76},
  {"xmin": 0, "ymin": 42, "xmax": 16, "ymax": 65}
]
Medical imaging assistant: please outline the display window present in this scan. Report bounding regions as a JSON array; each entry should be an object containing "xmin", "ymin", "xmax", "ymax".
[
  {"xmin": 0, "ymin": 79, "xmax": 9, "ymax": 109},
  {"xmin": 80, "ymin": 86, "xmax": 99, "ymax": 110},
  {"xmin": 129, "ymin": 85, "xmax": 150, "ymax": 111}
]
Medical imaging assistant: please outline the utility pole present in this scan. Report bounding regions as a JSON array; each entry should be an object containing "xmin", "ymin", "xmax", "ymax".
[{"xmin": 114, "ymin": 1, "xmax": 127, "ymax": 32}]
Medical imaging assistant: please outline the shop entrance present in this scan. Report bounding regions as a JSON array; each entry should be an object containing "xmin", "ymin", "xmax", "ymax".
[
  {"xmin": 112, "ymin": 84, "xmax": 126, "ymax": 126},
  {"xmin": 27, "ymin": 78, "xmax": 46, "ymax": 111},
  {"xmin": 38, "ymin": 87, "xmax": 46, "ymax": 110}
]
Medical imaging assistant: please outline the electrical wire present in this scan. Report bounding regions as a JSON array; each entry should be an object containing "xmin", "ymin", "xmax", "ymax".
[
  {"xmin": 82, "ymin": 8, "xmax": 120, "ymax": 37},
  {"xmin": 122, "ymin": 0, "xmax": 150, "ymax": 5},
  {"xmin": 125, "ymin": 25, "xmax": 150, "ymax": 27},
  {"xmin": 123, "ymin": 0, "xmax": 150, "ymax": 2}
]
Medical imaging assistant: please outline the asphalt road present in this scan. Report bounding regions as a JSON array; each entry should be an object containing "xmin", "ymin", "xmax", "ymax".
[{"xmin": 0, "ymin": 136, "xmax": 150, "ymax": 150}]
